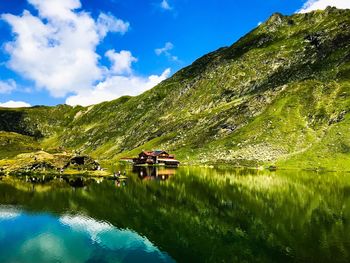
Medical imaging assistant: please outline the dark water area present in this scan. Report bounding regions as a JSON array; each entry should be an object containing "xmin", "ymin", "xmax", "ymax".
[{"xmin": 1, "ymin": 166, "xmax": 350, "ymax": 262}]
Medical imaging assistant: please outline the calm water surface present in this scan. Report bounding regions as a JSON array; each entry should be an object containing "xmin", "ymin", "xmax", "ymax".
[{"xmin": 0, "ymin": 166, "xmax": 350, "ymax": 262}]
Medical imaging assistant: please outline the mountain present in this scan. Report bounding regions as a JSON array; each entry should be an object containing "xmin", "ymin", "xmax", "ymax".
[{"xmin": 1, "ymin": 7, "xmax": 350, "ymax": 170}]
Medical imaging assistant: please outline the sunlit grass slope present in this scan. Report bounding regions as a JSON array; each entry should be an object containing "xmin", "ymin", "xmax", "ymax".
[{"xmin": 0, "ymin": 7, "xmax": 350, "ymax": 170}]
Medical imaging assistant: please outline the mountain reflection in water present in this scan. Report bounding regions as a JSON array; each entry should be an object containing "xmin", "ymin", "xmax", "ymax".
[{"xmin": 1, "ymin": 166, "xmax": 350, "ymax": 262}]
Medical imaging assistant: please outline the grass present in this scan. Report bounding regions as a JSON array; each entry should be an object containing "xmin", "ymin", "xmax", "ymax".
[{"xmin": 1, "ymin": 8, "xmax": 350, "ymax": 171}]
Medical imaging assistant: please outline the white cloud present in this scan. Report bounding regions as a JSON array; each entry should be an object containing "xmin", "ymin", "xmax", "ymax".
[
  {"xmin": 298, "ymin": 0, "xmax": 350, "ymax": 13},
  {"xmin": 66, "ymin": 68, "xmax": 171, "ymax": 106},
  {"xmin": 160, "ymin": 0, "xmax": 172, "ymax": 10},
  {"xmin": 97, "ymin": 13, "xmax": 130, "ymax": 38},
  {"xmin": 155, "ymin": 42, "xmax": 179, "ymax": 62},
  {"xmin": 60, "ymin": 214, "xmax": 113, "ymax": 242},
  {"xmin": 2, "ymin": 0, "xmax": 171, "ymax": 106},
  {"xmin": 59, "ymin": 214, "xmax": 162, "ymax": 253},
  {"xmin": 0, "ymin": 79, "xmax": 16, "ymax": 94},
  {"xmin": 0, "ymin": 100, "xmax": 31, "ymax": 108},
  {"xmin": 105, "ymin": 49, "xmax": 137, "ymax": 75},
  {"xmin": 155, "ymin": 42, "xmax": 174, "ymax": 56},
  {"xmin": 28, "ymin": 0, "xmax": 81, "ymax": 20},
  {"xmin": 1, "ymin": 0, "xmax": 129, "ymax": 98},
  {"xmin": 0, "ymin": 207, "xmax": 21, "ymax": 220}
]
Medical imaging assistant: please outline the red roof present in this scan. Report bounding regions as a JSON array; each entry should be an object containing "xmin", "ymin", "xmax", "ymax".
[{"xmin": 141, "ymin": 150, "xmax": 168, "ymax": 157}]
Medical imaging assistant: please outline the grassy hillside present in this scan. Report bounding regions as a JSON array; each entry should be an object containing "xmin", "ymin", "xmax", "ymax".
[
  {"xmin": 0, "ymin": 132, "xmax": 40, "ymax": 159},
  {"xmin": 1, "ymin": 7, "xmax": 350, "ymax": 171}
]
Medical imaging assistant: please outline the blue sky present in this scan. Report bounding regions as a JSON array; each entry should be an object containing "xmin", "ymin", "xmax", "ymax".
[{"xmin": 0, "ymin": 0, "xmax": 348, "ymax": 107}]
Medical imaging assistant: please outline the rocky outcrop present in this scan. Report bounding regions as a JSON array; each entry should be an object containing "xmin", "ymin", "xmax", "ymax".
[{"xmin": 0, "ymin": 151, "xmax": 100, "ymax": 173}]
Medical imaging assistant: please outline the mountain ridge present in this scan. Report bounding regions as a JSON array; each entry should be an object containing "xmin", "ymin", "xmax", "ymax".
[{"xmin": 1, "ymin": 7, "xmax": 350, "ymax": 170}]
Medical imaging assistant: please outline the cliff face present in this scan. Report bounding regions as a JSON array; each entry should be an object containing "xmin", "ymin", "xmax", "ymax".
[{"xmin": 1, "ymin": 8, "xmax": 350, "ymax": 170}]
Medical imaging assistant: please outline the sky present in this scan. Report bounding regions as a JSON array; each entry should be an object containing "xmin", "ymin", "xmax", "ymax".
[{"xmin": 0, "ymin": 0, "xmax": 349, "ymax": 107}]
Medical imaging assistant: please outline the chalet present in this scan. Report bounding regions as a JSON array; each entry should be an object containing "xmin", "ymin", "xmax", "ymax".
[{"xmin": 133, "ymin": 150, "xmax": 180, "ymax": 166}]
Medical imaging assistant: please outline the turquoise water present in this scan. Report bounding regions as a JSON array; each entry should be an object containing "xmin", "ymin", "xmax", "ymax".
[
  {"xmin": 0, "ymin": 208, "xmax": 174, "ymax": 262},
  {"xmin": 1, "ymin": 166, "xmax": 350, "ymax": 262}
]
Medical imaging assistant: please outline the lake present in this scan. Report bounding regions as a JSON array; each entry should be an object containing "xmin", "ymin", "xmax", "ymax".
[{"xmin": 0, "ymin": 166, "xmax": 350, "ymax": 262}]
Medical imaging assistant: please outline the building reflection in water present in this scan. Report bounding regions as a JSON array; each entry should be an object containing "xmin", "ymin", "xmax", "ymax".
[
  {"xmin": 115, "ymin": 178, "xmax": 127, "ymax": 188},
  {"xmin": 133, "ymin": 166, "xmax": 177, "ymax": 181}
]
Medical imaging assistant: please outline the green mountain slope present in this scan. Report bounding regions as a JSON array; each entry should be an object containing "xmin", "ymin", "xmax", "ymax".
[
  {"xmin": 0, "ymin": 132, "xmax": 40, "ymax": 159},
  {"xmin": 1, "ymin": 7, "xmax": 350, "ymax": 170}
]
